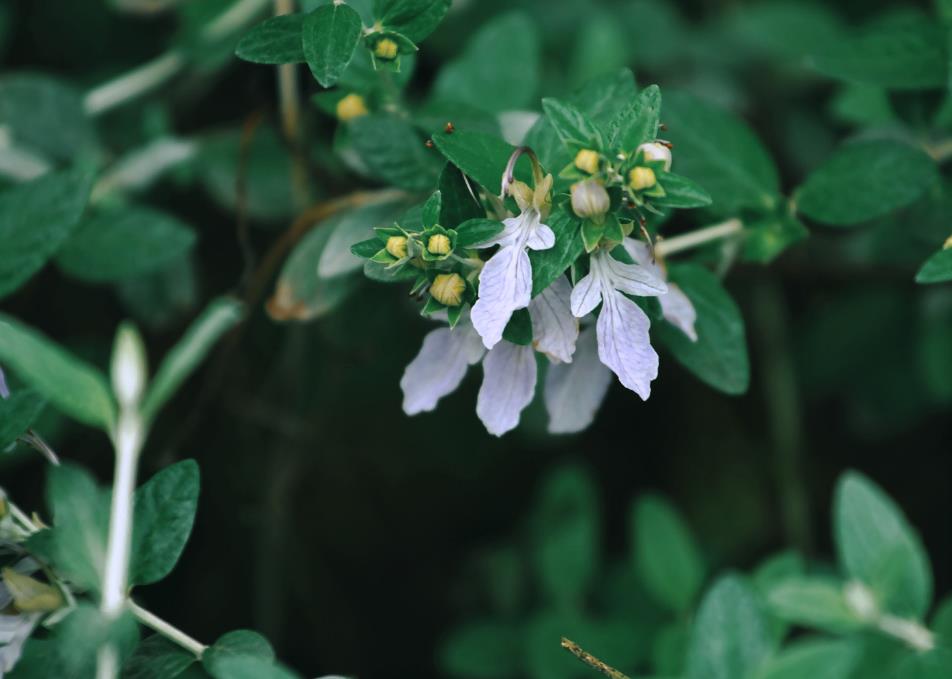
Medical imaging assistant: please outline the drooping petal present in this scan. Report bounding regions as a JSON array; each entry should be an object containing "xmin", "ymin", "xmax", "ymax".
[
  {"xmin": 474, "ymin": 215, "xmax": 523, "ymax": 249},
  {"xmin": 401, "ymin": 326, "xmax": 484, "ymax": 415},
  {"xmin": 471, "ymin": 245, "xmax": 532, "ymax": 349},
  {"xmin": 544, "ymin": 327, "xmax": 612, "ymax": 434},
  {"xmin": 622, "ymin": 238, "xmax": 658, "ymax": 272},
  {"xmin": 659, "ymin": 283, "xmax": 698, "ymax": 342},
  {"xmin": 526, "ymin": 220, "xmax": 555, "ymax": 251},
  {"xmin": 0, "ymin": 367, "xmax": 8, "ymax": 399},
  {"xmin": 476, "ymin": 341, "xmax": 538, "ymax": 436},
  {"xmin": 570, "ymin": 272, "xmax": 602, "ymax": 318},
  {"xmin": 599, "ymin": 249, "xmax": 667, "ymax": 297},
  {"xmin": 529, "ymin": 276, "xmax": 578, "ymax": 364},
  {"xmin": 596, "ymin": 290, "xmax": 659, "ymax": 399}
]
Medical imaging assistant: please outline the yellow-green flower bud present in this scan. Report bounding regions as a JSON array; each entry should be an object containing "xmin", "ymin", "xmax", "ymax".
[
  {"xmin": 430, "ymin": 273, "xmax": 466, "ymax": 307},
  {"xmin": 570, "ymin": 179, "xmax": 610, "ymax": 221},
  {"xmin": 2, "ymin": 568, "xmax": 64, "ymax": 612},
  {"xmin": 637, "ymin": 142, "xmax": 672, "ymax": 171},
  {"xmin": 336, "ymin": 93, "xmax": 368, "ymax": 121},
  {"xmin": 385, "ymin": 235, "xmax": 408, "ymax": 259},
  {"xmin": 628, "ymin": 166, "xmax": 657, "ymax": 191},
  {"xmin": 427, "ymin": 234, "xmax": 452, "ymax": 255},
  {"xmin": 944, "ymin": 235, "xmax": 952, "ymax": 250},
  {"xmin": 574, "ymin": 149, "xmax": 600, "ymax": 174},
  {"xmin": 374, "ymin": 38, "xmax": 399, "ymax": 60}
]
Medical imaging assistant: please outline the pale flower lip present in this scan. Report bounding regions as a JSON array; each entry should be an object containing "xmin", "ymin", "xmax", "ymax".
[
  {"xmin": 544, "ymin": 326, "xmax": 612, "ymax": 434},
  {"xmin": 624, "ymin": 239, "xmax": 698, "ymax": 342},
  {"xmin": 527, "ymin": 275, "xmax": 578, "ymax": 364}
]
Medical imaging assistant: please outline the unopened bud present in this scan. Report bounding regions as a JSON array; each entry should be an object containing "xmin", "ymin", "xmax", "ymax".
[
  {"xmin": 2, "ymin": 568, "xmax": 64, "ymax": 612},
  {"xmin": 844, "ymin": 581, "xmax": 877, "ymax": 622},
  {"xmin": 386, "ymin": 235, "xmax": 408, "ymax": 259},
  {"xmin": 944, "ymin": 235, "xmax": 952, "ymax": 250},
  {"xmin": 336, "ymin": 93, "xmax": 368, "ymax": 122},
  {"xmin": 374, "ymin": 38, "xmax": 399, "ymax": 60},
  {"xmin": 570, "ymin": 179, "xmax": 610, "ymax": 221},
  {"xmin": 628, "ymin": 166, "xmax": 657, "ymax": 191},
  {"xmin": 430, "ymin": 273, "xmax": 466, "ymax": 307},
  {"xmin": 111, "ymin": 323, "xmax": 147, "ymax": 410},
  {"xmin": 574, "ymin": 149, "xmax": 600, "ymax": 174},
  {"xmin": 427, "ymin": 234, "xmax": 452, "ymax": 256},
  {"xmin": 637, "ymin": 142, "xmax": 672, "ymax": 171}
]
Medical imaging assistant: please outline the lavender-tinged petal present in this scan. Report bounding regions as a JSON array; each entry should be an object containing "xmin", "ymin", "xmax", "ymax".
[
  {"xmin": 596, "ymin": 290, "xmax": 659, "ymax": 400},
  {"xmin": 570, "ymin": 272, "xmax": 602, "ymax": 318},
  {"xmin": 473, "ymin": 215, "xmax": 523, "ymax": 249},
  {"xmin": 660, "ymin": 282, "xmax": 698, "ymax": 342},
  {"xmin": 401, "ymin": 326, "xmax": 484, "ymax": 415},
  {"xmin": 528, "ymin": 276, "xmax": 578, "ymax": 364},
  {"xmin": 471, "ymin": 245, "xmax": 532, "ymax": 349},
  {"xmin": 476, "ymin": 341, "xmax": 537, "ymax": 436},
  {"xmin": 622, "ymin": 238, "xmax": 665, "ymax": 279},
  {"xmin": 526, "ymin": 221, "xmax": 555, "ymax": 251},
  {"xmin": 544, "ymin": 327, "xmax": 611, "ymax": 434},
  {"xmin": 0, "ymin": 367, "xmax": 8, "ymax": 399},
  {"xmin": 602, "ymin": 250, "xmax": 667, "ymax": 297}
]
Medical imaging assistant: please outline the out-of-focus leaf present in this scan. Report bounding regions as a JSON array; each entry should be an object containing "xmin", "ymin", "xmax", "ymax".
[
  {"xmin": 765, "ymin": 577, "xmax": 865, "ymax": 634},
  {"xmin": 235, "ymin": 14, "xmax": 305, "ymax": 64},
  {"xmin": 375, "ymin": 0, "xmax": 450, "ymax": 43},
  {"xmin": 916, "ymin": 248, "xmax": 952, "ymax": 284},
  {"xmin": 207, "ymin": 657, "xmax": 299, "ymax": 679},
  {"xmin": 56, "ymin": 204, "xmax": 196, "ymax": 283},
  {"xmin": 349, "ymin": 113, "xmax": 442, "ymax": 190},
  {"xmin": 202, "ymin": 630, "xmax": 275, "ymax": 678},
  {"xmin": 439, "ymin": 622, "xmax": 521, "ymax": 679},
  {"xmin": 895, "ymin": 650, "xmax": 952, "ymax": 679},
  {"xmin": 0, "ymin": 166, "xmax": 95, "ymax": 299},
  {"xmin": 318, "ymin": 199, "xmax": 407, "ymax": 278},
  {"xmin": 303, "ymin": 3, "xmax": 362, "ymax": 88},
  {"xmin": 121, "ymin": 635, "xmax": 196, "ymax": 679},
  {"xmin": 742, "ymin": 213, "xmax": 808, "ymax": 263},
  {"xmin": 0, "ymin": 315, "xmax": 115, "ymax": 430},
  {"xmin": 752, "ymin": 638, "xmax": 860, "ymax": 679},
  {"xmin": 0, "ymin": 389, "xmax": 45, "ymax": 449},
  {"xmin": 795, "ymin": 140, "xmax": 937, "ymax": 226}
]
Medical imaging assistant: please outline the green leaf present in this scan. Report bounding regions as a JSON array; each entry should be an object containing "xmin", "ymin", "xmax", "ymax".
[
  {"xmin": 56, "ymin": 204, "xmax": 196, "ymax": 283},
  {"xmin": 35, "ymin": 464, "xmax": 110, "ymax": 592},
  {"xmin": 432, "ymin": 129, "xmax": 521, "ymax": 193},
  {"xmin": 363, "ymin": 259, "xmax": 418, "ymax": 282},
  {"xmin": 795, "ymin": 140, "xmax": 937, "ymax": 226},
  {"xmin": 141, "ymin": 298, "xmax": 244, "ymax": 423},
  {"xmin": 632, "ymin": 494, "xmax": 705, "ymax": 613},
  {"xmin": 933, "ymin": 595, "xmax": 952, "ymax": 646},
  {"xmin": 433, "ymin": 12, "xmax": 539, "ymax": 113},
  {"xmin": 122, "ymin": 635, "xmax": 196, "ymax": 679},
  {"xmin": 765, "ymin": 576, "xmax": 865, "ymax": 634},
  {"xmin": 752, "ymin": 638, "xmax": 860, "ymax": 679},
  {"xmin": 686, "ymin": 575, "xmax": 775, "ymax": 679},
  {"xmin": 349, "ymin": 113, "xmax": 443, "ymax": 190},
  {"xmin": 743, "ymin": 213, "xmax": 809, "ymax": 264},
  {"xmin": 529, "ymin": 209, "xmax": 583, "ymax": 297},
  {"xmin": 541, "ymin": 98, "xmax": 602, "ymax": 150},
  {"xmin": 607, "ymin": 84, "xmax": 661, "ymax": 154},
  {"xmin": 438, "ymin": 164, "xmax": 485, "ymax": 228},
  {"xmin": 657, "ymin": 265, "xmax": 749, "ymax": 395},
  {"xmin": 455, "ymin": 218, "xmax": 503, "ymax": 248},
  {"xmin": 0, "ymin": 74, "xmax": 97, "ymax": 161},
  {"xmin": 916, "ymin": 248, "xmax": 952, "ymax": 284},
  {"xmin": 422, "ymin": 191, "xmax": 441, "ymax": 226},
  {"xmin": 0, "ymin": 166, "xmax": 95, "ymax": 299},
  {"xmin": 896, "ymin": 650, "xmax": 952, "ymax": 679},
  {"xmin": 49, "ymin": 604, "xmax": 139, "ymax": 677},
  {"xmin": 235, "ymin": 14, "xmax": 305, "ymax": 64},
  {"xmin": 202, "ymin": 630, "xmax": 275, "ymax": 678},
  {"xmin": 207, "ymin": 657, "xmax": 299, "ymax": 679},
  {"xmin": 501, "ymin": 309, "xmax": 533, "ymax": 346},
  {"xmin": 811, "ymin": 16, "xmax": 947, "ymax": 89},
  {"xmin": 302, "ymin": 3, "xmax": 363, "ymax": 88},
  {"xmin": 530, "ymin": 466, "xmax": 599, "ymax": 607},
  {"xmin": 375, "ymin": 0, "xmax": 450, "ymax": 42},
  {"xmin": 834, "ymin": 471, "xmax": 932, "ymax": 618},
  {"xmin": 0, "ymin": 314, "xmax": 115, "ymax": 430},
  {"xmin": 654, "ymin": 172, "xmax": 713, "ymax": 209},
  {"xmin": 662, "ymin": 92, "xmax": 780, "ymax": 213},
  {"xmin": 439, "ymin": 622, "xmax": 522, "ymax": 679},
  {"xmin": 318, "ymin": 199, "xmax": 407, "ymax": 278},
  {"xmin": 0, "ymin": 389, "xmax": 46, "ymax": 449},
  {"xmin": 130, "ymin": 460, "xmax": 200, "ymax": 587}
]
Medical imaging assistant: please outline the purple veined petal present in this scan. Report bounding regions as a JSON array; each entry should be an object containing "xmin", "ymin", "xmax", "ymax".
[
  {"xmin": 570, "ymin": 271, "xmax": 602, "ymax": 318},
  {"xmin": 598, "ymin": 249, "xmax": 667, "ymax": 297},
  {"xmin": 401, "ymin": 325, "xmax": 485, "ymax": 415},
  {"xmin": 473, "ymin": 215, "xmax": 523, "ymax": 249},
  {"xmin": 596, "ymin": 289, "xmax": 659, "ymax": 399},
  {"xmin": 528, "ymin": 275, "xmax": 578, "ymax": 364},
  {"xmin": 544, "ymin": 327, "xmax": 612, "ymax": 434},
  {"xmin": 471, "ymin": 245, "xmax": 533, "ymax": 349},
  {"xmin": 660, "ymin": 282, "xmax": 698, "ymax": 342},
  {"xmin": 476, "ymin": 341, "xmax": 538, "ymax": 436},
  {"xmin": 0, "ymin": 366, "xmax": 8, "ymax": 399},
  {"xmin": 526, "ymin": 220, "xmax": 555, "ymax": 251}
]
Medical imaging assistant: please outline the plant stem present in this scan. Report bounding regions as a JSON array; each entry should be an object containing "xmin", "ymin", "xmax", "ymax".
[
  {"xmin": 561, "ymin": 638, "xmax": 631, "ymax": 679},
  {"xmin": 128, "ymin": 601, "xmax": 208, "ymax": 656},
  {"xmin": 654, "ymin": 218, "xmax": 743, "ymax": 258},
  {"xmin": 877, "ymin": 614, "xmax": 935, "ymax": 651}
]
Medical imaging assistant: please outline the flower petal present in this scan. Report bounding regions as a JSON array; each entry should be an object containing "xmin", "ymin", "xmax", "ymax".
[
  {"xmin": 660, "ymin": 282, "xmax": 698, "ymax": 342},
  {"xmin": 476, "ymin": 341, "xmax": 537, "ymax": 436},
  {"xmin": 529, "ymin": 276, "xmax": 578, "ymax": 363},
  {"xmin": 600, "ymin": 250, "xmax": 667, "ymax": 297},
  {"xmin": 0, "ymin": 367, "xmax": 8, "ymax": 399},
  {"xmin": 474, "ymin": 215, "xmax": 522, "ymax": 249},
  {"xmin": 596, "ymin": 290, "xmax": 659, "ymax": 399},
  {"xmin": 544, "ymin": 327, "xmax": 611, "ymax": 434},
  {"xmin": 471, "ymin": 245, "xmax": 532, "ymax": 349},
  {"xmin": 570, "ymin": 271, "xmax": 602, "ymax": 318},
  {"xmin": 526, "ymin": 221, "xmax": 555, "ymax": 251},
  {"xmin": 400, "ymin": 326, "xmax": 484, "ymax": 415}
]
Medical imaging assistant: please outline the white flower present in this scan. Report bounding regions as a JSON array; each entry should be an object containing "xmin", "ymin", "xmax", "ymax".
[
  {"xmin": 470, "ymin": 176, "xmax": 555, "ymax": 350},
  {"xmin": 527, "ymin": 275, "xmax": 578, "ymax": 364},
  {"xmin": 544, "ymin": 326, "xmax": 612, "ymax": 434},
  {"xmin": 570, "ymin": 247, "xmax": 667, "ymax": 399},
  {"xmin": 623, "ymin": 239, "xmax": 698, "ymax": 342},
  {"xmin": 400, "ymin": 313, "xmax": 538, "ymax": 437},
  {"xmin": 0, "ymin": 367, "xmax": 8, "ymax": 400}
]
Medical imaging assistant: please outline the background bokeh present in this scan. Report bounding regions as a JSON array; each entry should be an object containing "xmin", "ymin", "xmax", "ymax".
[{"xmin": 2, "ymin": 0, "xmax": 951, "ymax": 677}]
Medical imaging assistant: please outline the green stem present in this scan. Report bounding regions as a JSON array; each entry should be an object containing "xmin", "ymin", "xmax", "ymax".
[{"xmin": 654, "ymin": 218, "xmax": 743, "ymax": 258}]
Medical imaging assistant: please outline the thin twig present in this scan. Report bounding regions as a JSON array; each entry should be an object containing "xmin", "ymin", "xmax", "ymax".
[
  {"xmin": 561, "ymin": 638, "xmax": 631, "ymax": 679},
  {"xmin": 654, "ymin": 218, "xmax": 743, "ymax": 258},
  {"xmin": 129, "ymin": 601, "xmax": 208, "ymax": 657}
]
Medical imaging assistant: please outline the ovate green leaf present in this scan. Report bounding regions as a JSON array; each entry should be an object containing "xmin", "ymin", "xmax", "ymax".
[{"xmin": 302, "ymin": 4, "xmax": 363, "ymax": 88}]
